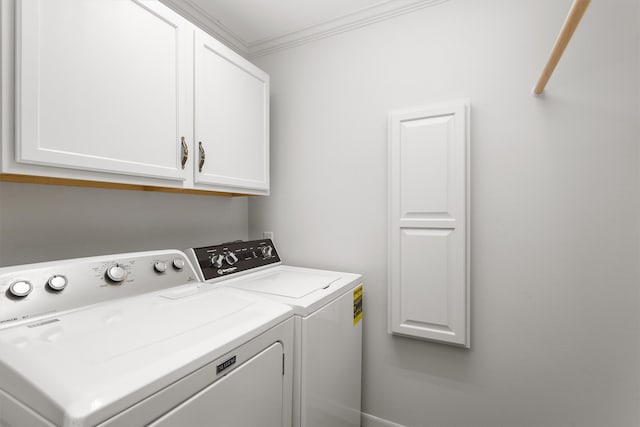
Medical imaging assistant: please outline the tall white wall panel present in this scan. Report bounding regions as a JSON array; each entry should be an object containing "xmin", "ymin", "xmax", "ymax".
[{"xmin": 388, "ymin": 100, "xmax": 470, "ymax": 347}]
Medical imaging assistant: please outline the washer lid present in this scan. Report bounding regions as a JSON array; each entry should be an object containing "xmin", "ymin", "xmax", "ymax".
[
  {"xmin": 229, "ymin": 269, "xmax": 341, "ymax": 298},
  {"xmin": 0, "ymin": 286, "xmax": 291, "ymax": 427},
  {"xmin": 225, "ymin": 266, "xmax": 362, "ymax": 316}
]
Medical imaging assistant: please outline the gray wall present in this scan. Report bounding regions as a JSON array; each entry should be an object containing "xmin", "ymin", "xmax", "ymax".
[
  {"xmin": 249, "ymin": 0, "xmax": 640, "ymax": 426},
  {"xmin": 0, "ymin": 182, "xmax": 248, "ymax": 266}
]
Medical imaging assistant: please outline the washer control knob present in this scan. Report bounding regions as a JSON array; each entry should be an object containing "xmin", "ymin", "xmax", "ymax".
[
  {"xmin": 47, "ymin": 275, "xmax": 67, "ymax": 291},
  {"xmin": 106, "ymin": 265, "xmax": 126, "ymax": 283},
  {"xmin": 154, "ymin": 261, "xmax": 167, "ymax": 273},
  {"xmin": 211, "ymin": 255, "xmax": 224, "ymax": 268},
  {"xmin": 225, "ymin": 252, "xmax": 238, "ymax": 266},
  {"xmin": 261, "ymin": 246, "xmax": 273, "ymax": 258},
  {"xmin": 8, "ymin": 280, "xmax": 33, "ymax": 298},
  {"xmin": 173, "ymin": 258, "xmax": 185, "ymax": 270}
]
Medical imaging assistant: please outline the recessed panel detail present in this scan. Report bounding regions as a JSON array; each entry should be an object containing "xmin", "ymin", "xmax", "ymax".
[
  {"xmin": 400, "ymin": 228, "xmax": 453, "ymax": 330},
  {"xmin": 400, "ymin": 114, "xmax": 454, "ymax": 220}
]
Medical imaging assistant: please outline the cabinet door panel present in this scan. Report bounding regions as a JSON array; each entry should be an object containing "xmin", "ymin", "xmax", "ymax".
[
  {"xmin": 388, "ymin": 100, "xmax": 470, "ymax": 347},
  {"xmin": 194, "ymin": 31, "xmax": 269, "ymax": 191},
  {"xmin": 17, "ymin": 0, "xmax": 188, "ymax": 181}
]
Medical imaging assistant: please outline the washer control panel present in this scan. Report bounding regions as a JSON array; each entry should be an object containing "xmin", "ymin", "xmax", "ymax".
[
  {"xmin": 190, "ymin": 239, "xmax": 281, "ymax": 281},
  {"xmin": 0, "ymin": 250, "xmax": 198, "ymax": 327}
]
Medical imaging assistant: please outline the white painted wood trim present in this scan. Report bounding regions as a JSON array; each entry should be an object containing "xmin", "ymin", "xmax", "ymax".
[
  {"xmin": 2, "ymin": 0, "xmax": 15, "ymax": 172},
  {"xmin": 160, "ymin": 0, "xmax": 248, "ymax": 56},
  {"xmin": 361, "ymin": 412, "xmax": 407, "ymax": 427},
  {"xmin": 247, "ymin": 0, "xmax": 450, "ymax": 57},
  {"xmin": 161, "ymin": 0, "xmax": 450, "ymax": 58}
]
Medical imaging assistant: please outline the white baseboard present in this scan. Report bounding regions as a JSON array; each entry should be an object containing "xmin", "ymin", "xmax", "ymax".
[{"xmin": 362, "ymin": 412, "xmax": 407, "ymax": 427}]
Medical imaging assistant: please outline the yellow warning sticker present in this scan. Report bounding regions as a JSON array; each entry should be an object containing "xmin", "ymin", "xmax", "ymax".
[{"xmin": 353, "ymin": 284, "xmax": 363, "ymax": 326}]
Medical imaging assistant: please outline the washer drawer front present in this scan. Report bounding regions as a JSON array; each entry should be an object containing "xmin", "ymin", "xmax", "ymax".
[{"xmin": 151, "ymin": 342, "xmax": 284, "ymax": 427}]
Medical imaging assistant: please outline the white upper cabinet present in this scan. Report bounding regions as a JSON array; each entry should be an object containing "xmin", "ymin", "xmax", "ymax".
[
  {"xmin": 4, "ymin": 0, "xmax": 270, "ymax": 195},
  {"xmin": 16, "ymin": 0, "xmax": 190, "ymax": 182},
  {"xmin": 388, "ymin": 100, "xmax": 470, "ymax": 347},
  {"xmin": 193, "ymin": 31, "xmax": 269, "ymax": 193}
]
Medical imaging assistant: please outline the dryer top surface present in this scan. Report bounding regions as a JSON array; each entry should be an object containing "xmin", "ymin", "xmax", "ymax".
[{"xmin": 0, "ymin": 285, "xmax": 291, "ymax": 426}]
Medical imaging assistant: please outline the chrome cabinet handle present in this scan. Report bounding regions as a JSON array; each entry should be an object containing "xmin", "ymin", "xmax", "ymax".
[
  {"xmin": 180, "ymin": 137, "xmax": 189, "ymax": 170},
  {"xmin": 198, "ymin": 141, "xmax": 206, "ymax": 172}
]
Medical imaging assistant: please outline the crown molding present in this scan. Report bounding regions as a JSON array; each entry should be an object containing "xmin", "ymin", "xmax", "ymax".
[
  {"xmin": 247, "ymin": 0, "xmax": 449, "ymax": 57},
  {"xmin": 159, "ymin": 0, "xmax": 249, "ymax": 56},
  {"xmin": 160, "ymin": 0, "xmax": 449, "ymax": 59}
]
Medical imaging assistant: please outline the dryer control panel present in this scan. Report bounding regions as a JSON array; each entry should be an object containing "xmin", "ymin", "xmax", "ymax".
[
  {"xmin": 190, "ymin": 239, "xmax": 281, "ymax": 281},
  {"xmin": 0, "ymin": 250, "xmax": 198, "ymax": 328}
]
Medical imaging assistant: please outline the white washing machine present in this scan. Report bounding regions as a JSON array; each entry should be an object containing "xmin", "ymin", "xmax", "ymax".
[
  {"xmin": 0, "ymin": 250, "xmax": 294, "ymax": 427},
  {"xmin": 186, "ymin": 239, "xmax": 363, "ymax": 427}
]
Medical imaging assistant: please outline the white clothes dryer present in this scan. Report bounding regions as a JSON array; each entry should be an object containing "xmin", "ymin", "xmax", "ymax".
[
  {"xmin": 0, "ymin": 250, "xmax": 294, "ymax": 427},
  {"xmin": 187, "ymin": 239, "xmax": 363, "ymax": 427}
]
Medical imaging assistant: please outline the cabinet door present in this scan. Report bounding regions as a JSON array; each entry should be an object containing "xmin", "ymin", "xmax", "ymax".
[
  {"xmin": 17, "ymin": 0, "xmax": 189, "ymax": 181},
  {"xmin": 193, "ymin": 30, "xmax": 269, "ymax": 192},
  {"xmin": 388, "ymin": 100, "xmax": 470, "ymax": 347}
]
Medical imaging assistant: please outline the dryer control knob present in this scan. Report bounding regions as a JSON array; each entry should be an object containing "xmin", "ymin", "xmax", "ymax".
[
  {"xmin": 154, "ymin": 261, "xmax": 168, "ymax": 273},
  {"xmin": 8, "ymin": 280, "xmax": 33, "ymax": 298},
  {"xmin": 211, "ymin": 255, "xmax": 224, "ymax": 268},
  {"xmin": 225, "ymin": 253, "xmax": 238, "ymax": 266},
  {"xmin": 47, "ymin": 275, "xmax": 67, "ymax": 291},
  {"xmin": 173, "ymin": 258, "xmax": 185, "ymax": 270},
  {"xmin": 261, "ymin": 246, "xmax": 273, "ymax": 258},
  {"xmin": 106, "ymin": 265, "xmax": 126, "ymax": 283}
]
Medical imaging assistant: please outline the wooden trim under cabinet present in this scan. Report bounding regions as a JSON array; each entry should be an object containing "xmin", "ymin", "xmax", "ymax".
[{"xmin": 0, "ymin": 174, "xmax": 249, "ymax": 197}]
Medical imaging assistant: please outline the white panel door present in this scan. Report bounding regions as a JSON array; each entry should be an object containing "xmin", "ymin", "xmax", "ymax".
[
  {"xmin": 16, "ymin": 0, "xmax": 189, "ymax": 181},
  {"xmin": 151, "ymin": 343, "xmax": 284, "ymax": 427},
  {"xmin": 194, "ymin": 30, "xmax": 269, "ymax": 192},
  {"xmin": 388, "ymin": 100, "xmax": 470, "ymax": 347}
]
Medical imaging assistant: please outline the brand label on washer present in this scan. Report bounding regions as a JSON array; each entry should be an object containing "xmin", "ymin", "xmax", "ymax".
[
  {"xmin": 27, "ymin": 318, "xmax": 60, "ymax": 328},
  {"xmin": 216, "ymin": 356, "xmax": 236, "ymax": 374},
  {"xmin": 217, "ymin": 267, "xmax": 237, "ymax": 275},
  {"xmin": 353, "ymin": 285, "xmax": 363, "ymax": 326}
]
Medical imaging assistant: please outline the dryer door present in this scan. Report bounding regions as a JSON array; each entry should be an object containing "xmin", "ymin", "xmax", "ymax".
[{"xmin": 151, "ymin": 342, "xmax": 284, "ymax": 427}]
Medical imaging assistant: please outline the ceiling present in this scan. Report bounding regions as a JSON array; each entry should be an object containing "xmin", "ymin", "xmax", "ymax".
[{"xmin": 161, "ymin": 0, "xmax": 447, "ymax": 57}]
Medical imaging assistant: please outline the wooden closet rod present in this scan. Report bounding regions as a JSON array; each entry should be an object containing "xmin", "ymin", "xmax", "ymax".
[{"xmin": 533, "ymin": 0, "xmax": 591, "ymax": 95}]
